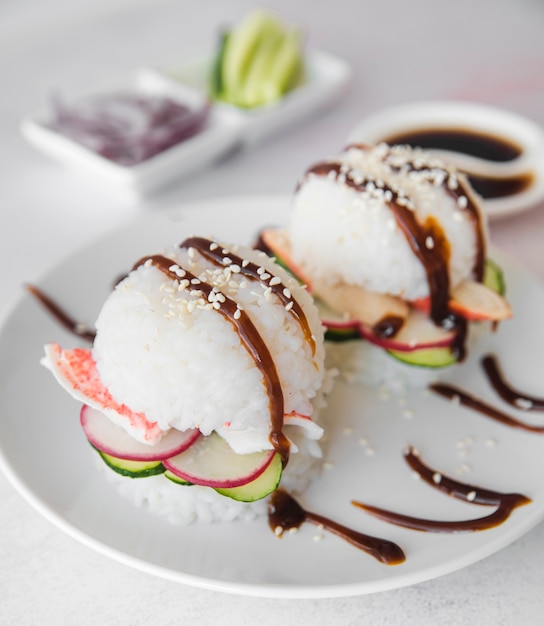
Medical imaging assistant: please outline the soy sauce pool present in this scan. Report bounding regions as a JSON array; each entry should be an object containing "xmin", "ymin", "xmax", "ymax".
[{"xmin": 382, "ymin": 128, "xmax": 533, "ymax": 199}]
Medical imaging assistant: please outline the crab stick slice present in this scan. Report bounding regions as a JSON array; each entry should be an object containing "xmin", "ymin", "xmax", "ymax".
[{"xmin": 42, "ymin": 343, "xmax": 165, "ymax": 444}]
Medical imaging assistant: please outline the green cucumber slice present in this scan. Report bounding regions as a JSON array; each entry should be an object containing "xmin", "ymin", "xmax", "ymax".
[
  {"xmin": 209, "ymin": 31, "xmax": 229, "ymax": 100},
  {"xmin": 261, "ymin": 29, "xmax": 304, "ymax": 102},
  {"xmin": 214, "ymin": 453, "xmax": 283, "ymax": 502},
  {"xmin": 164, "ymin": 470, "xmax": 193, "ymax": 486},
  {"xmin": 221, "ymin": 11, "xmax": 282, "ymax": 103},
  {"xmin": 483, "ymin": 258, "xmax": 506, "ymax": 296},
  {"xmin": 387, "ymin": 346, "xmax": 457, "ymax": 368},
  {"xmin": 95, "ymin": 448, "xmax": 165, "ymax": 478}
]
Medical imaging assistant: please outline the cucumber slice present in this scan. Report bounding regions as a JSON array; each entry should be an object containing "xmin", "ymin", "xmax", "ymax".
[
  {"xmin": 261, "ymin": 29, "xmax": 303, "ymax": 102},
  {"xmin": 95, "ymin": 448, "xmax": 165, "ymax": 478},
  {"xmin": 238, "ymin": 28, "xmax": 283, "ymax": 107},
  {"xmin": 164, "ymin": 470, "xmax": 193, "ymax": 486},
  {"xmin": 387, "ymin": 346, "xmax": 457, "ymax": 368},
  {"xmin": 221, "ymin": 11, "xmax": 282, "ymax": 103},
  {"xmin": 209, "ymin": 31, "xmax": 229, "ymax": 100},
  {"xmin": 483, "ymin": 258, "xmax": 506, "ymax": 296},
  {"xmin": 215, "ymin": 453, "xmax": 282, "ymax": 502}
]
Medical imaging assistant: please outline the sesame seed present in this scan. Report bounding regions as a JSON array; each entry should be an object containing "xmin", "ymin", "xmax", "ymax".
[
  {"xmin": 515, "ymin": 398, "xmax": 533, "ymax": 410},
  {"xmin": 285, "ymin": 301, "xmax": 294, "ymax": 311},
  {"xmin": 457, "ymin": 195, "xmax": 468, "ymax": 209},
  {"xmin": 467, "ymin": 490, "xmax": 477, "ymax": 501},
  {"xmin": 269, "ymin": 276, "xmax": 281, "ymax": 286},
  {"xmin": 283, "ymin": 287, "xmax": 291, "ymax": 298},
  {"xmin": 209, "ymin": 242, "xmax": 218, "ymax": 251},
  {"xmin": 432, "ymin": 472, "xmax": 442, "ymax": 484},
  {"xmin": 242, "ymin": 259, "xmax": 250, "ymax": 267},
  {"xmin": 233, "ymin": 309, "xmax": 241, "ymax": 320},
  {"xmin": 274, "ymin": 526, "xmax": 282, "ymax": 537},
  {"xmin": 260, "ymin": 273, "xmax": 271, "ymax": 281},
  {"xmin": 425, "ymin": 236, "xmax": 435, "ymax": 250}
]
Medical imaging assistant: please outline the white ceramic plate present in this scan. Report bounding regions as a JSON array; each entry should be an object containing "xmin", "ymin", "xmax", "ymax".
[
  {"xmin": 159, "ymin": 49, "xmax": 352, "ymax": 146},
  {"xmin": 347, "ymin": 101, "xmax": 544, "ymax": 220},
  {"xmin": 1, "ymin": 196, "xmax": 544, "ymax": 599},
  {"xmin": 20, "ymin": 68, "xmax": 243, "ymax": 196}
]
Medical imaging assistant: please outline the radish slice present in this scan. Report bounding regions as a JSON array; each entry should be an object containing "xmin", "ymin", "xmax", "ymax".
[
  {"xmin": 163, "ymin": 432, "xmax": 276, "ymax": 488},
  {"xmin": 80, "ymin": 405, "xmax": 200, "ymax": 461},
  {"xmin": 413, "ymin": 281, "xmax": 512, "ymax": 321},
  {"xmin": 259, "ymin": 228, "xmax": 312, "ymax": 289},
  {"xmin": 42, "ymin": 343, "xmax": 165, "ymax": 444},
  {"xmin": 359, "ymin": 309, "xmax": 456, "ymax": 352},
  {"xmin": 450, "ymin": 280, "xmax": 512, "ymax": 321}
]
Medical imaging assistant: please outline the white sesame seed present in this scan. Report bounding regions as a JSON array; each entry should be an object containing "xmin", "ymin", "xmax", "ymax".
[
  {"xmin": 285, "ymin": 301, "xmax": 294, "ymax": 311},
  {"xmin": 233, "ymin": 309, "xmax": 241, "ymax": 320},
  {"xmin": 432, "ymin": 472, "xmax": 442, "ymax": 484},
  {"xmin": 283, "ymin": 287, "xmax": 291, "ymax": 299},
  {"xmin": 425, "ymin": 236, "xmax": 435, "ymax": 250},
  {"xmin": 269, "ymin": 276, "xmax": 281, "ymax": 286},
  {"xmin": 209, "ymin": 242, "xmax": 218, "ymax": 251},
  {"xmin": 467, "ymin": 490, "xmax": 477, "ymax": 501},
  {"xmin": 457, "ymin": 195, "xmax": 468, "ymax": 209},
  {"xmin": 242, "ymin": 259, "xmax": 250, "ymax": 267},
  {"xmin": 515, "ymin": 398, "xmax": 533, "ymax": 410},
  {"xmin": 274, "ymin": 526, "xmax": 282, "ymax": 537},
  {"xmin": 256, "ymin": 267, "xmax": 265, "ymax": 275}
]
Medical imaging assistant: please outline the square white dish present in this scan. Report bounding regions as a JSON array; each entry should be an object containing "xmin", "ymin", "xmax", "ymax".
[
  {"xmin": 158, "ymin": 48, "xmax": 352, "ymax": 147},
  {"xmin": 20, "ymin": 68, "xmax": 243, "ymax": 196}
]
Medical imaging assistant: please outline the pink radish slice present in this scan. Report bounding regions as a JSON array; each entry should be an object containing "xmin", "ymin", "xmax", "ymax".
[
  {"xmin": 163, "ymin": 432, "xmax": 276, "ymax": 488},
  {"xmin": 80, "ymin": 405, "xmax": 200, "ymax": 461},
  {"xmin": 358, "ymin": 309, "xmax": 456, "ymax": 352}
]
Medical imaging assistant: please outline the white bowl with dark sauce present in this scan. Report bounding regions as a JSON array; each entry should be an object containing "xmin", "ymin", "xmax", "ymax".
[{"xmin": 347, "ymin": 101, "xmax": 544, "ymax": 219}]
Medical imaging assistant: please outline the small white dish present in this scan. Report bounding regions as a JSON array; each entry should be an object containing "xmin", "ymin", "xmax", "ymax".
[
  {"xmin": 21, "ymin": 68, "xmax": 243, "ymax": 196},
  {"xmin": 347, "ymin": 101, "xmax": 544, "ymax": 219},
  {"xmin": 162, "ymin": 49, "xmax": 352, "ymax": 146}
]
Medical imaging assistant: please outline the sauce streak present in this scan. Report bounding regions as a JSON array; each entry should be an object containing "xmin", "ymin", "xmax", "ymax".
[
  {"xmin": 352, "ymin": 447, "xmax": 531, "ymax": 532},
  {"xmin": 180, "ymin": 236, "xmax": 316, "ymax": 356},
  {"xmin": 25, "ymin": 284, "xmax": 96, "ymax": 342},
  {"xmin": 132, "ymin": 251, "xmax": 291, "ymax": 465},
  {"xmin": 481, "ymin": 354, "xmax": 544, "ymax": 411},
  {"xmin": 268, "ymin": 489, "xmax": 406, "ymax": 565},
  {"xmin": 430, "ymin": 382, "xmax": 544, "ymax": 433}
]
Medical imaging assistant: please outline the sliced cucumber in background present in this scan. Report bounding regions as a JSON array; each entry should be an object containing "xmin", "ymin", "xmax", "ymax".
[{"xmin": 210, "ymin": 10, "xmax": 304, "ymax": 108}]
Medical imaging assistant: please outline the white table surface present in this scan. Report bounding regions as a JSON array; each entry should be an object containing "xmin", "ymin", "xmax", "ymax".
[{"xmin": 2, "ymin": 0, "xmax": 544, "ymax": 624}]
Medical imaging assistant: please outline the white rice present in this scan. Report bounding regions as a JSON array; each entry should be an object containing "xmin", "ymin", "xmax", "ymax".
[
  {"xmin": 289, "ymin": 143, "xmax": 487, "ymax": 300},
  {"xmin": 93, "ymin": 241, "xmax": 325, "ymax": 454},
  {"xmin": 84, "ymin": 238, "xmax": 331, "ymax": 524}
]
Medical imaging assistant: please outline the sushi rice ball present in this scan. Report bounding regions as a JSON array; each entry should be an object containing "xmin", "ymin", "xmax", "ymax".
[
  {"xmin": 42, "ymin": 236, "xmax": 328, "ymax": 525},
  {"xmin": 260, "ymin": 143, "xmax": 511, "ymax": 389}
]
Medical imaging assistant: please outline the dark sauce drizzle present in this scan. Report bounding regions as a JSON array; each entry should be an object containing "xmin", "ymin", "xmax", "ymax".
[
  {"xmin": 352, "ymin": 447, "xmax": 531, "ymax": 533},
  {"xmin": 268, "ymin": 489, "xmax": 406, "ymax": 565},
  {"xmin": 132, "ymin": 251, "xmax": 291, "ymax": 466},
  {"xmin": 180, "ymin": 236, "xmax": 316, "ymax": 356},
  {"xmin": 430, "ymin": 382, "xmax": 544, "ymax": 434},
  {"xmin": 24, "ymin": 284, "xmax": 96, "ymax": 342},
  {"xmin": 481, "ymin": 354, "xmax": 544, "ymax": 411}
]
